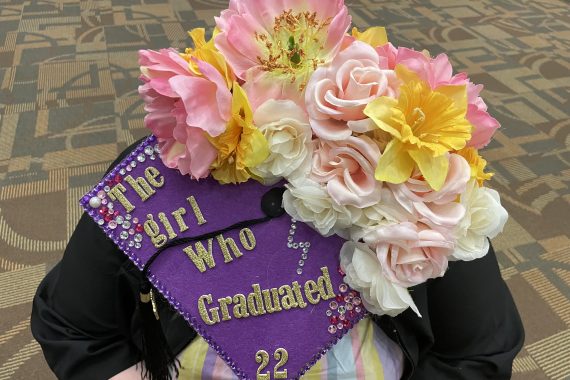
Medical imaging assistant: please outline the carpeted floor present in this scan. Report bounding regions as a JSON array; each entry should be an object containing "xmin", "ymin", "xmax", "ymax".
[{"xmin": 0, "ymin": 0, "xmax": 568, "ymax": 379}]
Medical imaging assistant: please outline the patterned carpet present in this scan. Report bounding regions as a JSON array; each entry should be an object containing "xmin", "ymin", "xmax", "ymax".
[{"xmin": 0, "ymin": 0, "xmax": 568, "ymax": 379}]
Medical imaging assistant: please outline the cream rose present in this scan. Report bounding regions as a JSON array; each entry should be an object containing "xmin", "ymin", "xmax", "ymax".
[
  {"xmin": 340, "ymin": 241, "xmax": 420, "ymax": 317},
  {"xmin": 283, "ymin": 177, "xmax": 361, "ymax": 237},
  {"xmin": 310, "ymin": 135, "xmax": 382, "ymax": 208},
  {"xmin": 250, "ymin": 100, "xmax": 312, "ymax": 184},
  {"xmin": 305, "ymin": 41, "xmax": 400, "ymax": 140},
  {"xmin": 363, "ymin": 222, "xmax": 454, "ymax": 287},
  {"xmin": 452, "ymin": 180, "xmax": 508, "ymax": 261}
]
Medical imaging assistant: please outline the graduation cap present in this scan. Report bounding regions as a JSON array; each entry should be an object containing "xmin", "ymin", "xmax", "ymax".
[{"xmin": 81, "ymin": 136, "xmax": 367, "ymax": 380}]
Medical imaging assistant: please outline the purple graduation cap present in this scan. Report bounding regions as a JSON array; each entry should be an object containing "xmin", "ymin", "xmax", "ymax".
[{"xmin": 81, "ymin": 136, "xmax": 366, "ymax": 380}]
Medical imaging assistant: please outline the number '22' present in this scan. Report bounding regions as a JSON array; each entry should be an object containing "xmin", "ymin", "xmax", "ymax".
[{"xmin": 256, "ymin": 348, "xmax": 288, "ymax": 380}]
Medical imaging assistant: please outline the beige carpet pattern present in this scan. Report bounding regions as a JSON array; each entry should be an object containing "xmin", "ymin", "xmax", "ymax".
[{"xmin": 0, "ymin": 0, "xmax": 569, "ymax": 379}]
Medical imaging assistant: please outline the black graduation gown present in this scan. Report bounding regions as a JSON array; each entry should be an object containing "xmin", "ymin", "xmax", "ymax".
[{"xmin": 31, "ymin": 139, "xmax": 525, "ymax": 380}]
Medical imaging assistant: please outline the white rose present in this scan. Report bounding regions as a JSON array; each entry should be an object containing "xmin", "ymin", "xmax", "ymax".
[
  {"xmin": 251, "ymin": 100, "xmax": 312, "ymax": 184},
  {"xmin": 340, "ymin": 241, "xmax": 420, "ymax": 317},
  {"xmin": 349, "ymin": 187, "xmax": 412, "ymax": 241},
  {"xmin": 283, "ymin": 177, "xmax": 361, "ymax": 237},
  {"xmin": 452, "ymin": 180, "xmax": 508, "ymax": 261}
]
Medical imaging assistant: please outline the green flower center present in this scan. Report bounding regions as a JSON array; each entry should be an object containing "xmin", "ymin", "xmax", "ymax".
[{"xmin": 255, "ymin": 10, "xmax": 332, "ymax": 90}]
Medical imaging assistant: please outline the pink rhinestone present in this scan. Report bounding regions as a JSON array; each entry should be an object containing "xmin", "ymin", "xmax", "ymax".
[
  {"xmin": 346, "ymin": 303, "xmax": 354, "ymax": 311},
  {"xmin": 97, "ymin": 190, "xmax": 106, "ymax": 199},
  {"xmin": 337, "ymin": 322, "xmax": 344, "ymax": 330},
  {"xmin": 108, "ymin": 221, "xmax": 118, "ymax": 229},
  {"xmin": 328, "ymin": 325, "xmax": 337, "ymax": 334},
  {"xmin": 128, "ymin": 229, "xmax": 135, "ymax": 235},
  {"xmin": 339, "ymin": 314, "xmax": 345, "ymax": 321},
  {"xmin": 353, "ymin": 297, "xmax": 362, "ymax": 306},
  {"xmin": 355, "ymin": 306, "xmax": 362, "ymax": 313},
  {"xmin": 132, "ymin": 217, "xmax": 139, "ymax": 224}
]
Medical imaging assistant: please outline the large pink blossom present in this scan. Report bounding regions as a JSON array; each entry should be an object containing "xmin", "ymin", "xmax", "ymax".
[
  {"xmin": 138, "ymin": 48, "xmax": 232, "ymax": 178},
  {"xmin": 376, "ymin": 44, "xmax": 500, "ymax": 148},
  {"xmin": 310, "ymin": 135, "xmax": 382, "ymax": 208},
  {"xmin": 388, "ymin": 154, "xmax": 470, "ymax": 230},
  {"xmin": 215, "ymin": 0, "xmax": 351, "ymax": 107},
  {"xmin": 305, "ymin": 41, "xmax": 400, "ymax": 140},
  {"xmin": 363, "ymin": 222, "xmax": 454, "ymax": 287}
]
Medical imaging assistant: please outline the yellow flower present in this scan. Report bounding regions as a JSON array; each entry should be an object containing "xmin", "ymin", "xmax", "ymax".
[
  {"xmin": 208, "ymin": 83, "xmax": 269, "ymax": 184},
  {"xmin": 181, "ymin": 28, "xmax": 234, "ymax": 88},
  {"xmin": 364, "ymin": 65, "xmax": 472, "ymax": 190},
  {"xmin": 351, "ymin": 26, "xmax": 388, "ymax": 47},
  {"xmin": 456, "ymin": 147, "xmax": 493, "ymax": 186}
]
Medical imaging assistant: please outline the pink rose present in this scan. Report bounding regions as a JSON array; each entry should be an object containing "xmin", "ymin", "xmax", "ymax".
[
  {"xmin": 376, "ymin": 45, "xmax": 500, "ymax": 147},
  {"xmin": 138, "ymin": 48, "xmax": 233, "ymax": 178},
  {"xmin": 388, "ymin": 154, "xmax": 470, "ymax": 230},
  {"xmin": 364, "ymin": 222, "xmax": 454, "ymax": 287},
  {"xmin": 311, "ymin": 135, "xmax": 382, "ymax": 208},
  {"xmin": 305, "ymin": 41, "xmax": 400, "ymax": 140}
]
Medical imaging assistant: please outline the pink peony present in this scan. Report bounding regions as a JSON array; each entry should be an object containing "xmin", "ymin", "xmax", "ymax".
[
  {"xmin": 305, "ymin": 41, "xmax": 400, "ymax": 140},
  {"xmin": 311, "ymin": 135, "xmax": 382, "ymax": 208},
  {"xmin": 364, "ymin": 222, "xmax": 454, "ymax": 287},
  {"xmin": 138, "ymin": 48, "xmax": 233, "ymax": 178},
  {"xmin": 215, "ymin": 0, "xmax": 351, "ymax": 107},
  {"xmin": 388, "ymin": 154, "xmax": 470, "ymax": 230},
  {"xmin": 376, "ymin": 45, "xmax": 500, "ymax": 147}
]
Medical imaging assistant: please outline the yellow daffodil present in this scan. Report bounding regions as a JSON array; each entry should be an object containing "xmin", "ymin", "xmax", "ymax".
[
  {"xmin": 181, "ymin": 28, "xmax": 234, "ymax": 88},
  {"xmin": 208, "ymin": 83, "xmax": 269, "ymax": 184},
  {"xmin": 456, "ymin": 147, "xmax": 493, "ymax": 186},
  {"xmin": 364, "ymin": 65, "xmax": 472, "ymax": 190},
  {"xmin": 351, "ymin": 26, "xmax": 388, "ymax": 47}
]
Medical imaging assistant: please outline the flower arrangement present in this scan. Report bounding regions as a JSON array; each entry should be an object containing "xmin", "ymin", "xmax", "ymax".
[{"xmin": 138, "ymin": 0, "xmax": 507, "ymax": 317}]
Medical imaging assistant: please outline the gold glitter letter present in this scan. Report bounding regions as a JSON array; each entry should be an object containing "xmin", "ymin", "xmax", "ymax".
[
  {"xmin": 187, "ymin": 196, "xmax": 207, "ymax": 225},
  {"xmin": 247, "ymin": 284, "xmax": 267, "ymax": 316},
  {"xmin": 171, "ymin": 207, "xmax": 189, "ymax": 233},
  {"xmin": 304, "ymin": 280, "xmax": 321, "ymax": 304},
  {"xmin": 158, "ymin": 212, "xmax": 177, "ymax": 239},
  {"xmin": 239, "ymin": 228, "xmax": 256, "ymax": 251},
  {"xmin": 291, "ymin": 281, "xmax": 307, "ymax": 309},
  {"xmin": 317, "ymin": 267, "xmax": 335, "ymax": 300},
  {"xmin": 144, "ymin": 166, "xmax": 165, "ymax": 188},
  {"xmin": 124, "ymin": 175, "xmax": 156, "ymax": 201},
  {"xmin": 198, "ymin": 294, "xmax": 220, "ymax": 325},
  {"xmin": 232, "ymin": 294, "xmax": 249, "ymax": 319},
  {"xmin": 183, "ymin": 239, "xmax": 215, "ymax": 273},
  {"xmin": 278, "ymin": 285, "xmax": 298, "ymax": 310},
  {"xmin": 143, "ymin": 214, "xmax": 167, "ymax": 248},
  {"xmin": 218, "ymin": 296, "xmax": 233, "ymax": 322},
  {"xmin": 217, "ymin": 234, "xmax": 243, "ymax": 263},
  {"xmin": 108, "ymin": 183, "xmax": 135, "ymax": 212}
]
